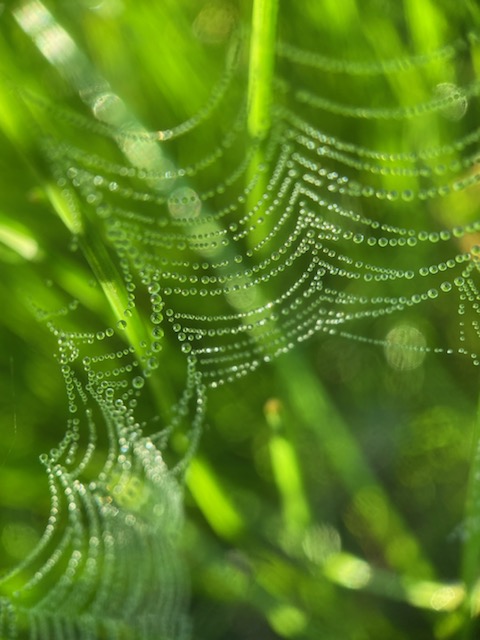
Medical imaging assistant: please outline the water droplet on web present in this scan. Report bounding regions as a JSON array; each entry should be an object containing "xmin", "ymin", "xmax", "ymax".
[
  {"xmin": 434, "ymin": 82, "xmax": 468, "ymax": 121},
  {"xmin": 384, "ymin": 324, "xmax": 427, "ymax": 371},
  {"xmin": 152, "ymin": 326, "xmax": 164, "ymax": 339},
  {"xmin": 132, "ymin": 376, "xmax": 145, "ymax": 390},
  {"xmin": 92, "ymin": 92, "xmax": 129, "ymax": 126},
  {"xmin": 193, "ymin": 1, "xmax": 238, "ymax": 44},
  {"xmin": 471, "ymin": 245, "xmax": 480, "ymax": 261},
  {"xmin": 168, "ymin": 187, "xmax": 202, "ymax": 220},
  {"xmin": 151, "ymin": 312, "xmax": 163, "ymax": 324}
]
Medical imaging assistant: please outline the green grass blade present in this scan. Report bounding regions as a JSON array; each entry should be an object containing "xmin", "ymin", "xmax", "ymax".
[
  {"xmin": 461, "ymin": 393, "xmax": 480, "ymax": 637},
  {"xmin": 247, "ymin": 0, "xmax": 279, "ymax": 141}
]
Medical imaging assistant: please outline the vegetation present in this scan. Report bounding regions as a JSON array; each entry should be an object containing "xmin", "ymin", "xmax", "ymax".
[{"xmin": 1, "ymin": 0, "xmax": 480, "ymax": 638}]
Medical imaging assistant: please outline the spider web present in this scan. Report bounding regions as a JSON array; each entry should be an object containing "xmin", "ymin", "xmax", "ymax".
[{"xmin": 1, "ymin": 0, "xmax": 480, "ymax": 638}]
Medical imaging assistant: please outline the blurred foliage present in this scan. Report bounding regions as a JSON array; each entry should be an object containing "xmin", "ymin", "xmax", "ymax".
[{"xmin": 1, "ymin": 0, "xmax": 480, "ymax": 639}]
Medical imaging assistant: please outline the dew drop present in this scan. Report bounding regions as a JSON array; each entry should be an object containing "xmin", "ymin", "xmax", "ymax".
[
  {"xmin": 132, "ymin": 376, "xmax": 145, "ymax": 390},
  {"xmin": 152, "ymin": 326, "xmax": 164, "ymax": 339},
  {"xmin": 150, "ymin": 313, "xmax": 163, "ymax": 324},
  {"xmin": 401, "ymin": 190, "xmax": 414, "ymax": 202},
  {"xmin": 471, "ymin": 245, "xmax": 480, "ymax": 260},
  {"xmin": 168, "ymin": 187, "xmax": 202, "ymax": 220},
  {"xmin": 92, "ymin": 92, "xmax": 129, "ymax": 126},
  {"xmin": 434, "ymin": 82, "xmax": 468, "ymax": 121},
  {"xmin": 384, "ymin": 324, "xmax": 427, "ymax": 371}
]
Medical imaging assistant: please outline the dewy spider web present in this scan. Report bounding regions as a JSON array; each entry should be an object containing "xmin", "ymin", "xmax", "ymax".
[{"xmin": 1, "ymin": 0, "xmax": 480, "ymax": 638}]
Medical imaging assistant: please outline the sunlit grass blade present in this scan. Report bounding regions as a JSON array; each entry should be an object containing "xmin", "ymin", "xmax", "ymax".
[
  {"xmin": 247, "ymin": 0, "xmax": 279, "ymax": 141},
  {"xmin": 187, "ymin": 455, "xmax": 245, "ymax": 541},
  {"xmin": 265, "ymin": 399, "xmax": 311, "ymax": 535}
]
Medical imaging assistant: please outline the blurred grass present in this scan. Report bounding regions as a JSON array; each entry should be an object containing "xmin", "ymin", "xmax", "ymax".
[{"xmin": 0, "ymin": 1, "xmax": 480, "ymax": 639}]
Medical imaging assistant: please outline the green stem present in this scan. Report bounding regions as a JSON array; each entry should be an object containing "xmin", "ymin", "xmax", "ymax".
[
  {"xmin": 247, "ymin": 0, "xmax": 279, "ymax": 141},
  {"xmin": 461, "ymin": 393, "xmax": 480, "ymax": 637},
  {"xmin": 246, "ymin": 0, "xmax": 279, "ymax": 251}
]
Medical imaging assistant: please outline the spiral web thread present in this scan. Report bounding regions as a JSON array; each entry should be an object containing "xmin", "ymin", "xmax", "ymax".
[{"xmin": 1, "ymin": 1, "xmax": 480, "ymax": 638}]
